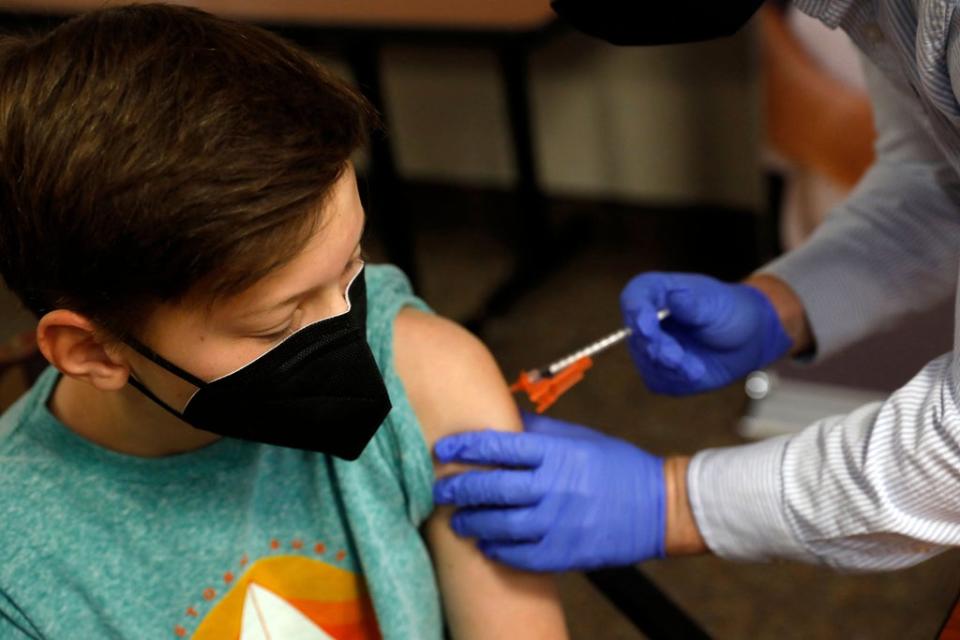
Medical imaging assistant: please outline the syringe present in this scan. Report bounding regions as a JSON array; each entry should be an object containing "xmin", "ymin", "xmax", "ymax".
[{"xmin": 511, "ymin": 309, "xmax": 670, "ymax": 412}]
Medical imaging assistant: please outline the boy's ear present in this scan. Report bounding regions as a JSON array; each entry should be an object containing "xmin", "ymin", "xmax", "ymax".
[{"xmin": 36, "ymin": 310, "xmax": 129, "ymax": 391}]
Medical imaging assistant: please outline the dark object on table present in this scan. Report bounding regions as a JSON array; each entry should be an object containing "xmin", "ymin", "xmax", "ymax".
[{"xmin": 551, "ymin": 0, "xmax": 764, "ymax": 46}]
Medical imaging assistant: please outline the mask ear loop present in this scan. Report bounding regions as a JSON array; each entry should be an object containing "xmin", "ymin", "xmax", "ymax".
[
  {"xmin": 124, "ymin": 336, "xmax": 209, "ymax": 421},
  {"xmin": 125, "ymin": 337, "xmax": 208, "ymax": 388},
  {"xmin": 125, "ymin": 375, "xmax": 193, "ymax": 422}
]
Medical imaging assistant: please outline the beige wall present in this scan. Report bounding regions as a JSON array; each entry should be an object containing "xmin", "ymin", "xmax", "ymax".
[{"xmin": 376, "ymin": 27, "xmax": 762, "ymax": 209}]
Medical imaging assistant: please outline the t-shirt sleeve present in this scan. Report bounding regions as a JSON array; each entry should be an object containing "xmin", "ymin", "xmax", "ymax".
[
  {"xmin": 362, "ymin": 264, "xmax": 436, "ymax": 526},
  {"xmin": 0, "ymin": 590, "xmax": 40, "ymax": 639}
]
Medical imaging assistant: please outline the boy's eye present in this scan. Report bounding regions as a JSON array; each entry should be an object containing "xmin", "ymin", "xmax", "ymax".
[
  {"xmin": 254, "ymin": 307, "xmax": 305, "ymax": 342},
  {"xmin": 256, "ymin": 327, "xmax": 292, "ymax": 342},
  {"xmin": 248, "ymin": 256, "xmax": 361, "ymax": 342}
]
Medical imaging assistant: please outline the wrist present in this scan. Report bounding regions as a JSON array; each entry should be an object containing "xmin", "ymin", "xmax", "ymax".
[
  {"xmin": 663, "ymin": 456, "xmax": 708, "ymax": 556},
  {"xmin": 743, "ymin": 273, "xmax": 813, "ymax": 357}
]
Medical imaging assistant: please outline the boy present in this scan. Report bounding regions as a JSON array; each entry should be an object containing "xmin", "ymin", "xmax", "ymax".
[{"xmin": 0, "ymin": 4, "xmax": 567, "ymax": 638}]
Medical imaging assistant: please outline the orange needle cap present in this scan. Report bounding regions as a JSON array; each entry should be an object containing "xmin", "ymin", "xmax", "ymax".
[{"xmin": 509, "ymin": 357, "xmax": 594, "ymax": 413}]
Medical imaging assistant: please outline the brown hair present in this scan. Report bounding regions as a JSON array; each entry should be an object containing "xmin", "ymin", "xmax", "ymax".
[{"xmin": 0, "ymin": 3, "xmax": 375, "ymax": 339}]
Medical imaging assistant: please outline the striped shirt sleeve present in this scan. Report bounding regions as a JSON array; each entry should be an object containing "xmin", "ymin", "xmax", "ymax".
[{"xmin": 689, "ymin": 352, "xmax": 960, "ymax": 570}]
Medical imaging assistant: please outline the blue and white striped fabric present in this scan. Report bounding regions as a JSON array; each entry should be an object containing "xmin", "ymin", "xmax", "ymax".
[{"xmin": 687, "ymin": 0, "xmax": 960, "ymax": 570}]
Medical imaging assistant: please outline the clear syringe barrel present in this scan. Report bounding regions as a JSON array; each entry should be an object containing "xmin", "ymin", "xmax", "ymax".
[{"xmin": 544, "ymin": 309, "xmax": 669, "ymax": 377}]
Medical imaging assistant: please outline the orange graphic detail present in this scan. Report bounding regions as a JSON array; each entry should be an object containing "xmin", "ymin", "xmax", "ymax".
[
  {"xmin": 224, "ymin": 571, "xmax": 234, "ymax": 584},
  {"xmin": 270, "ymin": 539, "xmax": 280, "ymax": 550},
  {"xmin": 292, "ymin": 539, "xmax": 304, "ymax": 550},
  {"xmin": 314, "ymin": 542, "xmax": 326, "ymax": 554},
  {"xmin": 174, "ymin": 624, "xmax": 187, "ymax": 637},
  {"xmin": 186, "ymin": 607, "xmax": 198, "ymax": 618},
  {"xmin": 202, "ymin": 588, "xmax": 216, "ymax": 601},
  {"xmin": 191, "ymin": 555, "xmax": 381, "ymax": 640},
  {"xmin": 336, "ymin": 550, "xmax": 347, "ymax": 562}
]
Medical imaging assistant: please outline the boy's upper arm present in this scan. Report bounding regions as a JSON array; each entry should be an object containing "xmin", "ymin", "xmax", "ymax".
[
  {"xmin": 393, "ymin": 308, "xmax": 567, "ymax": 639},
  {"xmin": 394, "ymin": 308, "xmax": 519, "ymax": 448}
]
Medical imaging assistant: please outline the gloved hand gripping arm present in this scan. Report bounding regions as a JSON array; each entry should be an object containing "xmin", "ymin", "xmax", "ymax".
[{"xmin": 433, "ymin": 413, "xmax": 706, "ymax": 571}]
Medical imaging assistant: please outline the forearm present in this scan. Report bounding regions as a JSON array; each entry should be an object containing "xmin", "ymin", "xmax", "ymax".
[
  {"xmin": 663, "ymin": 456, "xmax": 708, "ymax": 556},
  {"xmin": 743, "ymin": 273, "xmax": 813, "ymax": 357}
]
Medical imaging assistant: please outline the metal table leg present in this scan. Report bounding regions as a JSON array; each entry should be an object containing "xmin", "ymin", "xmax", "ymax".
[
  {"xmin": 586, "ymin": 567, "xmax": 712, "ymax": 639},
  {"xmin": 463, "ymin": 42, "xmax": 584, "ymax": 333},
  {"xmin": 344, "ymin": 39, "xmax": 420, "ymax": 290}
]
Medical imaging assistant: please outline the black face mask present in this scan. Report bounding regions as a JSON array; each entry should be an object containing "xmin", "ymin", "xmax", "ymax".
[
  {"xmin": 125, "ymin": 266, "xmax": 392, "ymax": 460},
  {"xmin": 550, "ymin": 0, "xmax": 764, "ymax": 46}
]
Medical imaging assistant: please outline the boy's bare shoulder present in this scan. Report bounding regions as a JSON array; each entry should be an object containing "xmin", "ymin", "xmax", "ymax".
[{"xmin": 392, "ymin": 308, "xmax": 521, "ymax": 449}]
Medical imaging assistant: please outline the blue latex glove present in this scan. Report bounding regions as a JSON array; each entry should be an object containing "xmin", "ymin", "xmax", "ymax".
[
  {"xmin": 433, "ymin": 412, "xmax": 665, "ymax": 572},
  {"xmin": 620, "ymin": 272, "xmax": 793, "ymax": 395}
]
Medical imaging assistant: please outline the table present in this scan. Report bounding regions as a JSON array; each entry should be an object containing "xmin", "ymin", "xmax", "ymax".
[{"xmin": 0, "ymin": 0, "xmax": 554, "ymax": 29}]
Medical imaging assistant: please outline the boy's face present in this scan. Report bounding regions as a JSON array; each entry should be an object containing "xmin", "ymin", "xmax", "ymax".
[{"xmin": 123, "ymin": 164, "xmax": 366, "ymax": 413}]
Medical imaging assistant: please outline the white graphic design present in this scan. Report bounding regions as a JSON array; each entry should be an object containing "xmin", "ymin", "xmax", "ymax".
[{"xmin": 239, "ymin": 582, "xmax": 336, "ymax": 640}]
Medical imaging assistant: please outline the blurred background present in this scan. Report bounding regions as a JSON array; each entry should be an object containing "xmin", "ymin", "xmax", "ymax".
[{"xmin": 1, "ymin": 1, "xmax": 959, "ymax": 637}]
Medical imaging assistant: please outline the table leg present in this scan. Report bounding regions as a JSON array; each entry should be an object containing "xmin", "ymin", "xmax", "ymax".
[
  {"xmin": 586, "ymin": 568, "xmax": 712, "ymax": 639},
  {"xmin": 464, "ymin": 43, "xmax": 584, "ymax": 333},
  {"xmin": 343, "ymin": 40, "xmax": 420, "ymax": 290}
]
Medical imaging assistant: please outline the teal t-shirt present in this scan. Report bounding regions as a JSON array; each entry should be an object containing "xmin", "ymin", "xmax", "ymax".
[{"xmin": 0, "ymin": 264, "xmax": 442, "ymax": 640}]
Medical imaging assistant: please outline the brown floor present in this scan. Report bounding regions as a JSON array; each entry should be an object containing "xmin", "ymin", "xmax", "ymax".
[{"xmin": 379, "ymin": 182, "xmax": 960, "ymax": 639}]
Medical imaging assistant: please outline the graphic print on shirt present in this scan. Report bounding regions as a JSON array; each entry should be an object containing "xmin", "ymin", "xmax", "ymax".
[{"xmin": 182, "ymin": 554, "xmax": 382, "ymax": 640}]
